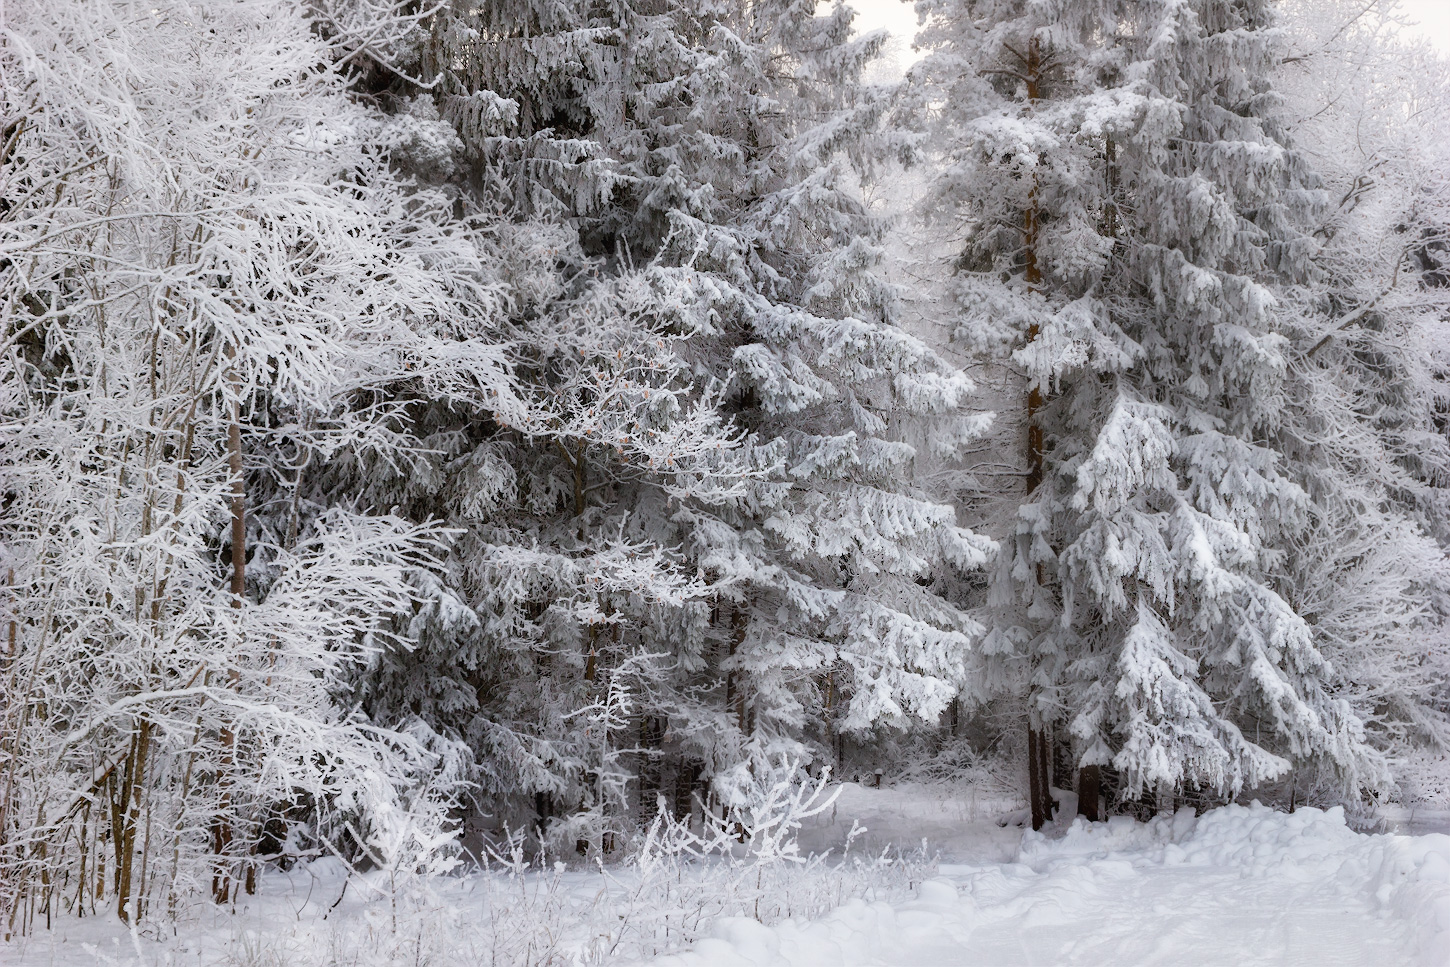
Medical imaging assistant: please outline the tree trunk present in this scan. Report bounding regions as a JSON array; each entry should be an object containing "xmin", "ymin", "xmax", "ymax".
[
  {"xmin": 213, "ymin": 372, "xmax": 245, "ymax": 904},
  {"xmin": 1021, "ymin": 35, "xmax": 1053, "ymax": 833},
  {"xmin": 1077, "ymin": 764, "xmax": 1101, "ymax": 822},
  {"xmin": 726, "ymin": 605, "xmax": 748, "ymax": 735},
  {"xmin": 638, "ymin": 715, "xmax": 664, "ymax": 822},
  {"xmin": 113, "ymin": 720, "xmax": 151, "ymax": 922},
  {"xmin": 572, "ymin": 441, "xmax": 586, "ymax": 519},
  {"xmin": 673, "ymin": 760, "xmax": 700, "ymax": 824},
  {"xmin": 1027, "ymin": 728, "xmax": 1046, "ymax": 830}
]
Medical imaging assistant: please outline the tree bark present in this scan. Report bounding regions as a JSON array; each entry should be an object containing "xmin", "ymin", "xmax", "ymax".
[
  {"xmin": 1027, "ymin": 728, "xmax": 1046, "ymax": 830},
  {"xmin": 726, "ymin": 604, "xmax": 748, "ymax": 734},
  {"xmin": 113, "ymin": 720, "xmax": 150, "ymax": 922},
  {"xmin": 673, "ymin": 760, "xmax": 700, "ymax": 824},
  {"xmin": 213, "ymin": 369, "xmax": 245, "ymax": 904},
  {"xmin": 1077, "ymin": 764, "xmax": 1101, "ymax": 821},
  {"xmin": 1020, "ymin": 35, "xmax": 1053, "ymax": 833}
]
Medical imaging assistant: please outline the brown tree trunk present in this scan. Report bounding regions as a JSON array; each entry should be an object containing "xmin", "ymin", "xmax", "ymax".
[
  {"xmin": 113, "ymin": 720, "xmax": 152, "ymax": 921},
  {"xmin": 638, "ymin": 715, "xmax": 664, "ymax": 822},
  {"xmin": 1020, "ymin": 35, "xmax": 1053, "ymax": 833},
  {"xmin": 726, "ymin": 605, "xmax": 748, "ymax": 734},
  {"xmin": 673, "ymin": 761, "xmax": 700, "ymax": 824},
  {"xmin": 213, "ymin": 374, "xmax": 245, "ymax": 904},
  {"xmin": 584, "ymin": 623, "xmax": 598, "ymax": 683},
  {"xmin": 1027, "ymin": 728, "xmax": 1046, "ymax": 830},
  {"xmin": 1077, "ymin": 764, "xmax": 1101, "ymax": 822}
]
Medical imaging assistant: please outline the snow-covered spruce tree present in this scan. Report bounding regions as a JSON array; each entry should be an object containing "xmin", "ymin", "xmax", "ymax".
[
  {"xmin": 619, "ymin": 0, "xmax": 995, "ymax": 814},
  {"xmin": 909, "ymin": 0, "xmax": 1383, "ymax": 825},
  {"xmin": 338, "ymin": 0, "xmax": 995, "ymax": 848},
  {"xmin": 0, "ymin": 0, "xmax": 516, "ymax": 926},
  {"xmin": 311, "ymin": 0, "xmax": 755, "ymax": 852}
]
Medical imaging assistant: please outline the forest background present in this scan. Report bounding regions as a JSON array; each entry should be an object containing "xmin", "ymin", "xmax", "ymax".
[{"xmin": 2, "ymin": 0, "xmax": 1450, "ymax": 935}]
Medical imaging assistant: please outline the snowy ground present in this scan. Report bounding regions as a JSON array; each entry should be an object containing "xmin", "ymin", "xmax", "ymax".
[
  {"xmin": 7, "ymin": 784, "xmax": 1450, "ymax": 966},
  {"xmin": 646, "ymin": 800, "xmax": 1450, "ymax": 967}
]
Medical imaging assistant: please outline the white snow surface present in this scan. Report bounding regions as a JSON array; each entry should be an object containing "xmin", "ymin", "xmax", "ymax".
[
  {"xmin": 641, "ymin": 800, "xmax": 1450, "ymax": 967},
  {"xmin": 7, "ymin": 786, "xmax": 1450, "ymax": 966}
]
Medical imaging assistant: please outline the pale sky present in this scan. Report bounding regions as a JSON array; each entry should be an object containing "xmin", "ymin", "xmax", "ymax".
[
  {"xmin": 849, "ymin": 0, "xmax": 1450, "ymax": 62},
  {"xmin": 1400, "ymin": 0, "xmax": 1450, "ymax": 49}
]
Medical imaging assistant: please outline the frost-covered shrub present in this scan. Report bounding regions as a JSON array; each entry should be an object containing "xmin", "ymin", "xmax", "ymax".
[{"xmin": 0, "ymin": 0, "xmax": 514, "ymax": 928}]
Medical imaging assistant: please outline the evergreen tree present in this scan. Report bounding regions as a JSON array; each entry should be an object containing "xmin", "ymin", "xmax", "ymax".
[
  {"xmin": 344, "ymin": 0, "xmax": 995, "ymax": 846},
  {"xmin": 910, "ymin": 0, "xmax": 1386, "ymax": 822}
]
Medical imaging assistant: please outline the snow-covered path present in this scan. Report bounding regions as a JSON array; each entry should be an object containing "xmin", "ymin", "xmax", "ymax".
[{"xmin": 644, "ymin": 805, "xmax": 1450, "ymax": 967}]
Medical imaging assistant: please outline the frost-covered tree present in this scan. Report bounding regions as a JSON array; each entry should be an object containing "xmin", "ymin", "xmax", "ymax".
[
  {"xmin": 910, "ymin": 0, "xmax": 1388, "ymax": 824},
  {"xmin": 0, "ymin": 0, "xmax": 515, "ymax": 925},
  {"xmin": 1270, "ymin": 0, "xmax": 1450, "ymax": 799},
  {"xmin": 339, "ymin": 0, "xmax": 996, "ymax": 846},
  {"xmin": 315, "ymin": 0, "xmax": 760, "ymax": 849},
  {"xmin": 626, "ymin": 0, "xmax": 994, "ymax": 809}
]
